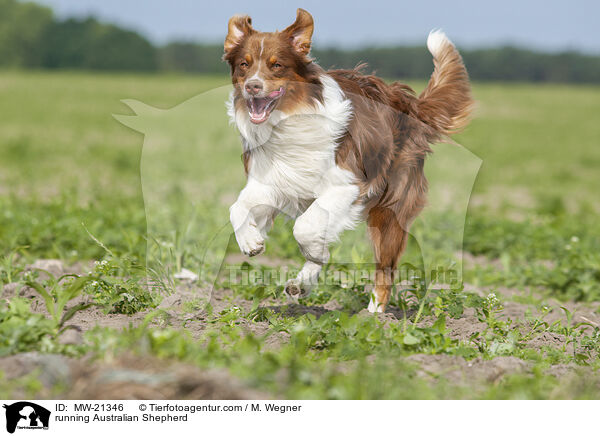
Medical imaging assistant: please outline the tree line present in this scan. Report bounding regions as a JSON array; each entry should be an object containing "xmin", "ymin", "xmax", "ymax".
[{"xmin": 2, "ymin": 0, "xmax": 599, "ymax": 83}]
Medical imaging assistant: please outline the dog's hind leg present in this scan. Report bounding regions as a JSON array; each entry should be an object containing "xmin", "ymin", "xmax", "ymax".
[{"xmin": 367, "ymin": 206, "xmax": 408, "ymax": 313}]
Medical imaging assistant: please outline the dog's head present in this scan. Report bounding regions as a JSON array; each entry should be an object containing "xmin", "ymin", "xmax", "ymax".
[{"xmin": 223, "ymin": 9, "xmax": 321, "ymax": 124}]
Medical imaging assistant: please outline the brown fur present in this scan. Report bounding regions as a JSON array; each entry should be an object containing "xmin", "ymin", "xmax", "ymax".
[
  {"xmin": 224, "ymin": 9, "xmax": 474, "ymax": 311},
  {"xmin": 330, "ymin": 41, "xmax": 472, "ymax": 309},
  {"xmin": 331, "ymin": 70, "xmax": 437, "ymax": 308},
  {"xmin": 367, "ymin": 206, "xmax": 408, "ymax": 309},
  {"xmin": 418, "ymin": 42, "xmax": 474, "ymax": 135}
]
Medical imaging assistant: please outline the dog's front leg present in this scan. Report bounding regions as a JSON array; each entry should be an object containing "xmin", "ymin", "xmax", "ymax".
[
  {"xmin": 230, "ymin": 178, "xmax": 278, "ymax": 257},
  {"xmin": 285, "ymin": 182, "xmax": 361, "ymax": 298}
]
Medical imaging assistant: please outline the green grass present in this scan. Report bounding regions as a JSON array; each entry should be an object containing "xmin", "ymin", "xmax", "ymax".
[
  {"xmin": 459, "ymin": 83, "xmax": 600, "ymax": 212},
  {"xmin": 0, "ymin": 70, "xmax": 599, "ymax": 399}
]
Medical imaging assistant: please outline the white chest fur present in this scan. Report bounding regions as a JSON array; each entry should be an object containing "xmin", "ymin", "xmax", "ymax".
[{"xmin": 228, "ymin": 75, "xmax": 355, "ymax": 217}]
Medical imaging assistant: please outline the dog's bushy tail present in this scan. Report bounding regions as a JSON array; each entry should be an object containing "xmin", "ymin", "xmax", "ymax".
[{"xmin": 417, "ymin": 30, "xmax": 474, "ymax": 135}]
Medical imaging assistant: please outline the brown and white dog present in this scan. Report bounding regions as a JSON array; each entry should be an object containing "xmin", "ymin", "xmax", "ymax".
[{"xmin": 224, "ymin": 9, "xmax": 473, "ymax": 312}]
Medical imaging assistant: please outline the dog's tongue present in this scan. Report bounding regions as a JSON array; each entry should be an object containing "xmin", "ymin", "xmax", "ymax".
[{"xmin": 268, "ymin": 88, "xmax": 284, "ymax": 99}]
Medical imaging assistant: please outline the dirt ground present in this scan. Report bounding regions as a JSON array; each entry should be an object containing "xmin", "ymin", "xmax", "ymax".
[{"xmin": 2, "ymin": 258, "xmax": 599, "ymax": 399}]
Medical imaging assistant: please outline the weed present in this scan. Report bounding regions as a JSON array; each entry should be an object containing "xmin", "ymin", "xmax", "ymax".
[
  {"xmin": 25, "ymin": 270, "xmax": 95, "ymax": 333},
  {"xmin": 83, "ymin": 258, "xmax": 158, "ymax": 315}
]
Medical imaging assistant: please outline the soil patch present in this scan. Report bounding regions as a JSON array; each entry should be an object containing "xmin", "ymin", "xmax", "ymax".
[{"xmin": 0, "ymin": 352, "xmax": 271, "ymax": 400}]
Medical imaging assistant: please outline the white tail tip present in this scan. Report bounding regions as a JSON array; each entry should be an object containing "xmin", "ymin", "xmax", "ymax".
[{"xmin": 427, "ymin": 29, "xmax": 453, "ymax": 58}]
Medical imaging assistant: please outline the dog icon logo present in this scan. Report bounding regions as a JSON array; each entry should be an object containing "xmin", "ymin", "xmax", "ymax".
[{"xmin": 2, "ymin": 402, "xmax": 50, "ymax": 433}]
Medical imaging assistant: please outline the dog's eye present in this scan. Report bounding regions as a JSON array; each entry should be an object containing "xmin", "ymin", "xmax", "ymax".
[
  {"xmin": 240, "ymin": 61, "xmax": 249, "ymax": 68},
  {"xmin": 272, "ymin": 62, "xmax": 283, "ymax": 69}
]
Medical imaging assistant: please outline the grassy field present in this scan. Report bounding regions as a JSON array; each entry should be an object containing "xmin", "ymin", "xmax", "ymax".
[{"xmin": 1, "ymin": 71, "xmax": 600, "ymax": 399}]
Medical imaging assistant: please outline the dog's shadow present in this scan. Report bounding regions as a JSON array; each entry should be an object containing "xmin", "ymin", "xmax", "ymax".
[
  {"xmin": 265, "ymin": 302, "xmax": 415, "ymax": 320},
  {"xmin": 266, "ymin": 303, "xmax": 330, "ymax": 318}
]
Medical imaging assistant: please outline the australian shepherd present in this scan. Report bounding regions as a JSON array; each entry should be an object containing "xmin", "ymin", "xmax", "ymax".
[{"xmin": 224, "ymin": 9, "xmax": 473, "ymax": 313}]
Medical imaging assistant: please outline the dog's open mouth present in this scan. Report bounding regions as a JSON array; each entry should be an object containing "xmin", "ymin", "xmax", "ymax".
[{"xmin": 246, "ymin": 87, "xmax": 285, "ymax": 124}]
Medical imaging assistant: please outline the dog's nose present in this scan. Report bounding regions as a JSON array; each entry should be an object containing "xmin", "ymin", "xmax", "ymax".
[{"xmin": 245, "ymin": 80, "xmax": 263, "ymax": 95}]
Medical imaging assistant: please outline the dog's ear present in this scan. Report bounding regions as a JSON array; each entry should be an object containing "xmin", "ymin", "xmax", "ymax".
[
  {"xmin": 283, "ymin": 8, "xmax": 314, "ymax": 56},
  {"xmin": 224, "ymin": 15, "xmax": 254, "ymax": 54}
]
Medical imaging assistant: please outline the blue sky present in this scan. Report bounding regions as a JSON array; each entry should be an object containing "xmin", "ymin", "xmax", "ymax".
[{"xmin": 34, "ymin": 0, "xmax": 599, "ymax": 53}]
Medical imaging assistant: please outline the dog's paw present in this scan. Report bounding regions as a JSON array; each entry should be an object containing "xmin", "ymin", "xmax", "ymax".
[
  {"xmin": 235, "ymin": 226, "xmax": 265, "ymax": 257},
  {"xmin": 367, "ymin": 297, "xmax": 385, "ymax": 313},
  {"xmin": 284, "ymin": 278, "xmax": 311, "ymax": 299}
]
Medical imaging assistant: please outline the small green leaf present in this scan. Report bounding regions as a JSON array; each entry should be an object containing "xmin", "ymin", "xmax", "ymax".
[
  {"xmin": 59, "ymin": 302, "xmax": 95, "ymax": 328},
  {"xmin": 403, "ymin": 333, "xmax": 420, "ymax": 345}
]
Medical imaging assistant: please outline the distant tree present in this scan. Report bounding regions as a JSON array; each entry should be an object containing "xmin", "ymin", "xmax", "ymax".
[
  {"xmin": 158, "ymin": 42, "xmax": 227, "ymax": 74},
  {"xmin": 314, "ymin": 46, "xmax": 433, "ymax": 79},
  {"xmin": 462, "ymin": 47, "xmax": 600, "ymax": 83},
  {"xmin": 40, "ymin": 17, "xmax": 157, "ymax": 71},
  {"xmin": 0, "ymin": 0, "xmax": 53, "ymax": 67},
  {"xmin": 316, "ymin": 45, "xmax": 600, "ymax": 83}
]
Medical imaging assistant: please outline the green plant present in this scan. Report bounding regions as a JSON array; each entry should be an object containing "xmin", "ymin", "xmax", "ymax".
[
  {"xmin": 25, "ymin": 270, "xmax": 95, "ymax": 333},
  {"xmin": 0, "ymin": 297, "xmax": 85, "ymax": 357},
  {"xmin": 83, "ymin": 259, "xmax": 157, "ymax": 314},
  {"xmin": 0, "ymin": 251, "xmax": 26, "ymax": 286}
]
